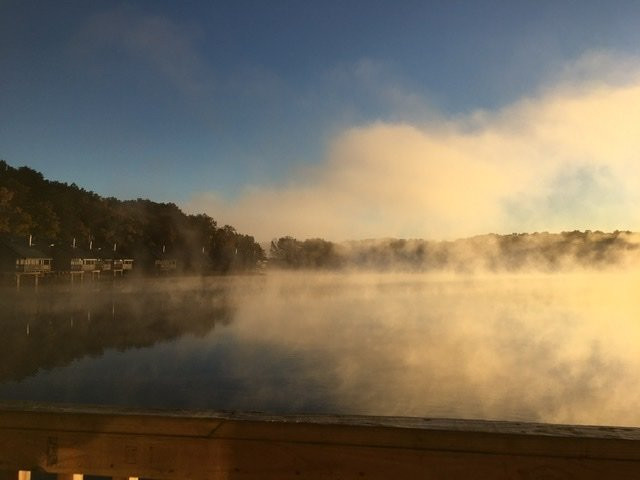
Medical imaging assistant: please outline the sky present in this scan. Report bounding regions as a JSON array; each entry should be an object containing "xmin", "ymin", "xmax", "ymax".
[{"xmin": 3, "ymin": 1, "xmax": 640, "ymax": 241}]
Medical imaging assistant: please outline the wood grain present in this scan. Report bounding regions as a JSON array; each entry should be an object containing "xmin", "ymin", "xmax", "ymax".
[{"xmin": 0, "ymin": 403, "xmax": 638, "ymax": 479}]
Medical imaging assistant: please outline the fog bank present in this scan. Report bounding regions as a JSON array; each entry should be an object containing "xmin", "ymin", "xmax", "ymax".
[
  {"xmin": 269, "ymin": 230, "xmax": 640, "ymax": 272},
  {"xmin": 188, "ymin": 54, "xmax": 640, "ymax": 240},
  {"xmin": 2, "ymin": 272, "xmax": 640, "ymax": 426}
]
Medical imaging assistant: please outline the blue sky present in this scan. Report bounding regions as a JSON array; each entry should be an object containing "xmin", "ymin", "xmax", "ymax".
[{"xmin": 3, "ymin": 1, "xmax": 640, "ymax": 239}]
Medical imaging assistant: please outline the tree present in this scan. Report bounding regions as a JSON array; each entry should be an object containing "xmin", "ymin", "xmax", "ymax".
[{"xmin": 0, "ymin": 160, "xmax": 266, "ymax": 273}]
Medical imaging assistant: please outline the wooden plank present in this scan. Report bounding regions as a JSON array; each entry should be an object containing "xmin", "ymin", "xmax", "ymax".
[
  {"xmin": 211, "ymin": 419, "xmax": 640, "ymax": 461},
  {"xmin": 0, "ymin": 404, "xmax": 639, "ymax": 479},
  {"xmin": 0, "ymin": 410, "xmax": 221, "ymax": 438},
  {"xmin": 2, "ymin": 402, "xmax": 640, "ymax": 441},
  {"xmin": 0, "ymin": 428, "xmax": 639, "ymax": 480},
  {"xmin": 0, "ymin": 429, "xmax": 228, "ymax": 478},
  {"xmin": 1, "ymin": 408, "xmax": 639, "ymax": 461},
  {"xmin": 214, "ymin": 440, "xmax": 640, "ymax": 480}
]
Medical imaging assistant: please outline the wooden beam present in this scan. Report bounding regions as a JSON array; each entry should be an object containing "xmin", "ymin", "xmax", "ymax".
[{"xmin": 0, "ymin": 404, "xmax": 639, "ymax": 479}]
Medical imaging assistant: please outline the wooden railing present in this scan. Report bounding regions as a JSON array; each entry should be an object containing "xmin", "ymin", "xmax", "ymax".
[{"xmin": 0, "ymin": 403, "xmax": 639, "ymax": 479}]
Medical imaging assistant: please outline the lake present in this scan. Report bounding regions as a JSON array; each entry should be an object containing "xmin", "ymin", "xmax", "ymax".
[{"xmin": 0, "ymin": 271, "xmax": 638, "ymax": 426}]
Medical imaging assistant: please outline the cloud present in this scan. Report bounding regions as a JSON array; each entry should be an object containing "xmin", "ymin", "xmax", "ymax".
[
  {"xmin": 75, "ymin": 6, "xmax": 210, "ymax": 94},
  {"xmin": 186, "ymin": 53, "xmax": 640, "ymax": 241}
]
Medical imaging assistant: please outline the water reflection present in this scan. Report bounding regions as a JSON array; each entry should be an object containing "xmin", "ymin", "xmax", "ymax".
[
  {"xmin": 0, "ymin": 272, "xmax": 639, "ymax": 426},
  {"xmin": 0, "ymin": 278, "xmax": 234, "ymax": 382}
]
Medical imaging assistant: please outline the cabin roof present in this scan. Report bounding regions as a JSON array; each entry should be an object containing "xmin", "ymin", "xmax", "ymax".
[
  {"xmin": 49, "ymin": 244, "xmax": 98, "ymax": 259},
  {"xmin": 93, "ymin": 247, "xmax": 114, "ymax": 260},
  {"xmin": 49, "ymin": 243, "xmax": 134, "ymax": 260},
  {"xmin": 151, "ymin": 248, "xmax": 178, "ymax": 260},
  {"xmin": 0, "ymin": 236, "xmax": 51, "ymax": 259},
  {"xmin": 94, "ymin": 247, "xmax": 134, "ymax": 260}
]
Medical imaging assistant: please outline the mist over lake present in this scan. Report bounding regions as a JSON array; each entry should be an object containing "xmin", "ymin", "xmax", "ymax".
[{"xmin": 0, "ymin": 272, "xmax": 638, "ymax": 427}]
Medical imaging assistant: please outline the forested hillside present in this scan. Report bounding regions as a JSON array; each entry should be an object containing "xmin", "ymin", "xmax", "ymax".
[{"xmin": 0, "ymin": 160, "xmax": 264, "ymax": 272}]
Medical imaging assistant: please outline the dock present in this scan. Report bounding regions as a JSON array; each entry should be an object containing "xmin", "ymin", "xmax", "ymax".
[
  {"xmin": 12, "ymin": 272, "xmax": 43, "ymax": 290},
  {"xmin": 0, "ymin": 403, "xmax": 639, "ymax": 479}
]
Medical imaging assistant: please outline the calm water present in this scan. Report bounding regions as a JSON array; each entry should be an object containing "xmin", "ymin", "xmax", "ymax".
[{"xmin": 0, "ymin": 272, "xmax": 639, "ymax": 426}]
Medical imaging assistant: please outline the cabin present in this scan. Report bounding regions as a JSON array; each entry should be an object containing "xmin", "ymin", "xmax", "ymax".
[
  {"xmin": 96, "ymin": 248, "xmax": 113, "ymax": 272},
  {"xmin": 80, "ymin": 256, "xmax": 99, "ymax": 272},
  {"xmin": 154, "ymin": 246, "xmax": 179, "ymax": 273},
  {"xmin": 0, "ymin": 236, "xmax": 52, "ymax": 273},
  {"xmin": 111, "ymin": 244, "xmax": 134, "ymax": 272},
  {"xmin": 155, "ymin": 256, "xmax": 178, "ymax": 272},
  {"xmin": 50, "ymin": 244, "xmax": 100, "ymax": 273},
  {"xmin": 99, "ymin": 255, "xmax": 113, "ymax": 272},
  {"xmin": 97, "ymin": 246, "xmax": 132, "ymax": 274}
]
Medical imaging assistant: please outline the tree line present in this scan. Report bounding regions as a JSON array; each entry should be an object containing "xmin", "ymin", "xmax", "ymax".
[
  {"xmin": 270, "ymin": 230, "xmax": 640, "ymax": 272},
  {"xmin": 4, "ymin": 159, "xmax": 638, "ymax": 274},
  {"xmin": 0, "ymin": 160, "xmax": 265, "ymax": 272}
]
